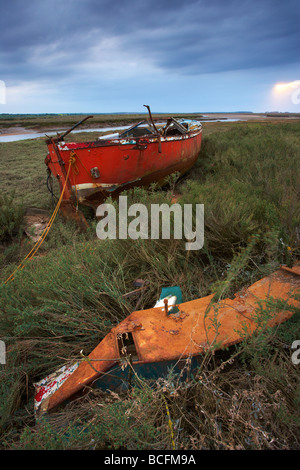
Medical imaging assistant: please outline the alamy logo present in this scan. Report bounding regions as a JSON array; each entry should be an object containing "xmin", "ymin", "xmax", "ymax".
[
  {"xmin": 291, "ymin": 340, "xmax": 300, "ymax": 365},
  {"xmin": 96, "ymin": 196, "xmax": 204, "ymax": 250},
  {"xmin": 291, "ymin": 81, "xmax": 300, "ymax": 105},
  {"xmin": 0, "ymin": 340, "xmax": 5, "ymax": 365}
]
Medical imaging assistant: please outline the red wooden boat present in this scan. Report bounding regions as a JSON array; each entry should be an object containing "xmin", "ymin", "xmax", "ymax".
[{"xmin": 44, "ymin": 106, "xmax": 202, "ymax": 218}]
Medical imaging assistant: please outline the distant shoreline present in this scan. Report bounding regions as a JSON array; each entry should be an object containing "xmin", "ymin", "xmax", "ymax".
[{"xmin": 1, "ymin": 112, "xmax": 300, "ymax": 137}]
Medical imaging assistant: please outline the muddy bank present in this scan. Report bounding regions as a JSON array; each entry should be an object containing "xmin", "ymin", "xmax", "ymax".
[{"xmin": 0, "ymin": 126, "xmax": 38, "ymax": 136}]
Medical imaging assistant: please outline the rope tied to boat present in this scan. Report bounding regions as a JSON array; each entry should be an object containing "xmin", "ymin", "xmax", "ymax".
[
  {"xmin": 69, "ymin": 150, "xmax": 79, "ymax": 175},
  {"xmin": 69, "ymin": 149, "xmax": 103, "ymax": 195},
  {"xmin": 4, "ymin": 157, "xmax": 73, "ymax": 285}
]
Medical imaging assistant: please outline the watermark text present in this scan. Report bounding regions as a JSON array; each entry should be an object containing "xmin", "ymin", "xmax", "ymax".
[
  {"xmin": 291, "ymin": 340, "xmax": 300, "ymax": 365},
  {"xmin": 96, "ymin": 196, "xmax": 204, "ymax": 250},
  {"xmin": 0, "ymin": 80, "xmax": 6, "ymax": 104},
  {"xmin": 0, "ymin": 340, "xmax": 6, "ymax": 365}
]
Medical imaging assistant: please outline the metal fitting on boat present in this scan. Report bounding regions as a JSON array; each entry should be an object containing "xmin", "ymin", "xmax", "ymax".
[{"xmin": 90, "ymin": 167, "xmax": 100, "ymax": 179}]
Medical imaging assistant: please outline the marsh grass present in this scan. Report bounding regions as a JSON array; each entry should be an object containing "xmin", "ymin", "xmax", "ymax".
[
  {"xmin": 0, "ymin": 120, "xmax": 299, "ymax": 449},
  {"xmin": 0, "ymin": 193, "xmax": 25, "ymax": 243},
  {"xmin": 0, "ymin": 138, "xmax": 50, "ymax": 208},
  {"xmin": 181, "ymin": 122, "xmax": 300, "ymax": 259}
]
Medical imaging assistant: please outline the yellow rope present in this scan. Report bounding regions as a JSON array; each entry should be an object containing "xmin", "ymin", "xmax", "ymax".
[
  {"xmin": 71, "ymin": 150, "xmax": 90, "ymax": 177},
  {"xmin": 162, "ymin": 394, "xmax": 176, "ymax": 450},
  {"xmin": 4, "ymin": 159, "xmax": 73, "ymax": 285}
]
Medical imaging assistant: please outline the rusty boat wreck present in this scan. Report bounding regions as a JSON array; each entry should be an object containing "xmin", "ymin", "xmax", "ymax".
[
  {"xmin": 45, "ymin": 106, "xmax": 203, "ymax": 218},
  {"xmin": 34, "ymin": 263, "xmax": 300, "ymax": 418}
]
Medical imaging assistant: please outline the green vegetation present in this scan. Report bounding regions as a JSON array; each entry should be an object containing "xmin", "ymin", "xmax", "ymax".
[
  {"xmin": 0, "ymin": 120, "xmax": 299, "ymax": 449},
  {"xmin": 0, "ymin": 138, "xmax": 50, "ymax": 208}
]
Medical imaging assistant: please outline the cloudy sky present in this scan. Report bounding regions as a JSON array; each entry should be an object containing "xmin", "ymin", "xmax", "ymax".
[{"xmin": 0, "ymin": 0, "xmax": 299, "ymax": 113}]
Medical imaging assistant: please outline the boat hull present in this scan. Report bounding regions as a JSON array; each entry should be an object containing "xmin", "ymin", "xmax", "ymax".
[{"xmin": 45, "ymin": 124, "xmax": 202, "ymax": 207}]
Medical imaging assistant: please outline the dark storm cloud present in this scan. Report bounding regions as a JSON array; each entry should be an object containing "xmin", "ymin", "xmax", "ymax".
[{"xmin": 0, "ymin": 0, "xmax": 299, "ymax": 82}]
